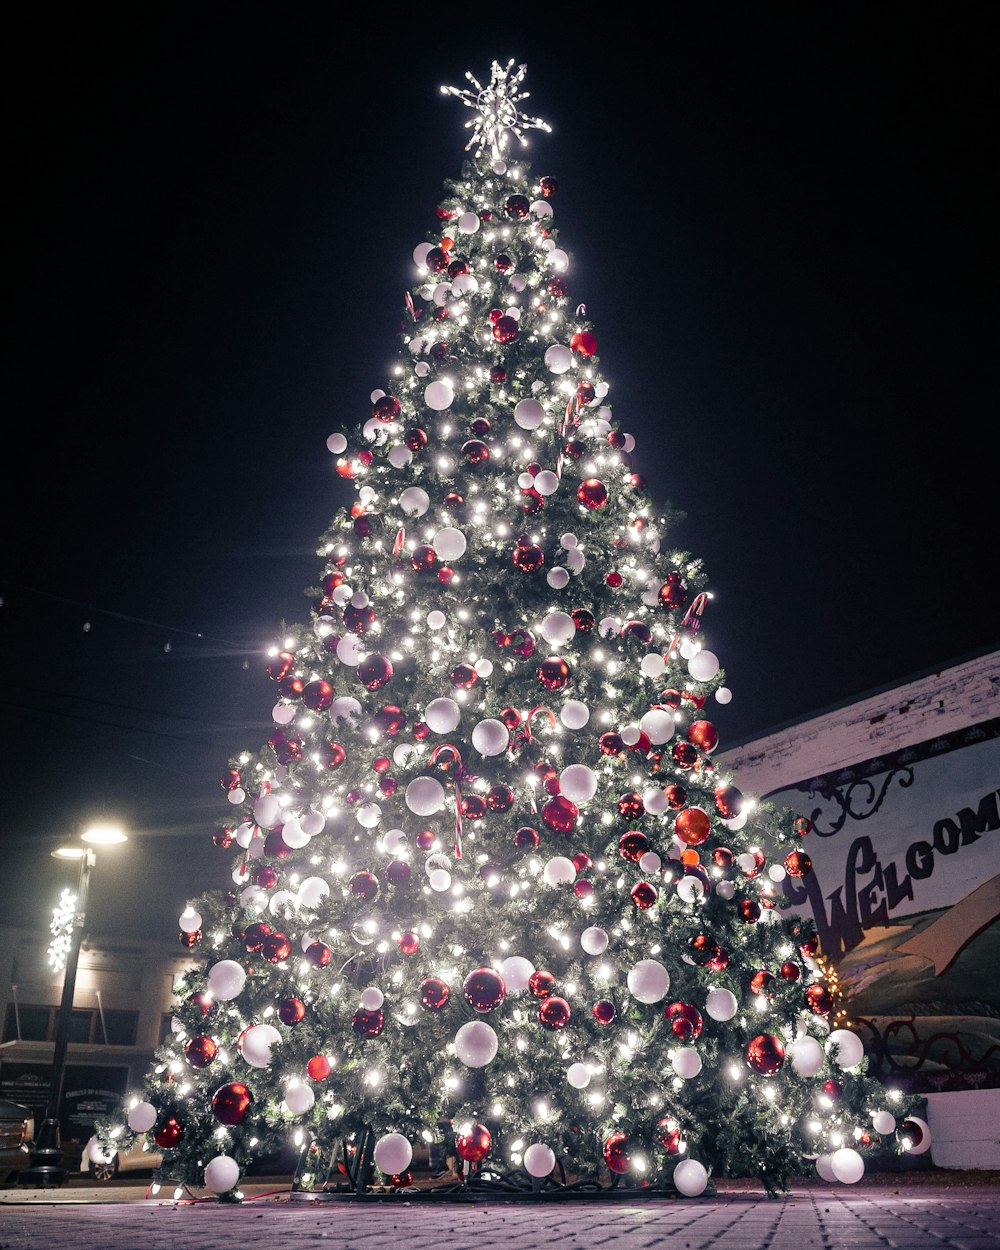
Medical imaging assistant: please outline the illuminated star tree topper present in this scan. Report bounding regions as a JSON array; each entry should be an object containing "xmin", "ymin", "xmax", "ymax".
[{"xmin": 441, "ymin": 58, "xmax": 551, "ymax": 160}]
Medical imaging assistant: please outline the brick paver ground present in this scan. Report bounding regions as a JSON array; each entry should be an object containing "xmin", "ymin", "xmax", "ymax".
[{"xmin": 3, "ymin": 1182, "xmax": 1000, "ymax": 1250}]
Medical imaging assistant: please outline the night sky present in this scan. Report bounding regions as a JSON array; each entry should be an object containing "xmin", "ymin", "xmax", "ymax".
[{"xmin": 4, "ymin": 8, "xmax": 996, "ymax": 940}]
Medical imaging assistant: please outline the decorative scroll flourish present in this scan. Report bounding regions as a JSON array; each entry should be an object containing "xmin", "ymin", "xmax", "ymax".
[
  {"xmin": 852, "ymin": 1013, "xmax": 1000, "ymax": 1090},
  {"xmin": 800, "ymin": 766, "xmax": 916, "ymax": 837}
]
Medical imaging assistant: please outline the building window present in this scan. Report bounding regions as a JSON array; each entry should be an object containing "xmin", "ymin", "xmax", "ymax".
[{"xmin": 2, "ymin": 1004, "xmax": 139, "ymax": 1046}]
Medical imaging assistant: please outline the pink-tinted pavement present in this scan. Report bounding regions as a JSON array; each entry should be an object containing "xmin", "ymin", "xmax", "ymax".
[{"xmin": 3, "ymin": 1180, "xmax": 1000, "ymax": 1250}]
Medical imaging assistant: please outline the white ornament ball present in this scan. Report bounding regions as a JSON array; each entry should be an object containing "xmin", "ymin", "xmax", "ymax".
[
  {"xmin": 715, "ymin": 687, "xmax": 733, "ymax": 704},
  {"xmin": 544, "ymin": 344, "xmax": 573, "ymax": 374},
  {"xmin": 360, "ymin": 987, "xmax": 385, "ymax": 1011},
  {"xmin": 543, "ymin": 856, "xmax": 576, "ymax": 886},
  {"xmin": 284, "ymin": 1083, "xmax": 315, "ymax": 1116},
  {"xmin": 204, "ymin": 1154, "xmax": 241, "ymax": 1193},
  {"xmin": 227, "ymin": 787, "xmax": 245, "ymax": 805},
  {"xmin": 253, "ymin": 794, "xmax": 281, "ymax": 829},
  {"xmin": 413, "ymin": 242, "xmax": 433, "ymax": 268},
  {"xmin": 235, "ymin": 822, "xmax": 255, "ymax": 848},
  {"xmin": 705, "ymin": 988, "xmax": 738, "ymax": 1021},
  {"xmin": 272, "ymin": 702, "xmax": 295, "ymax": 725},
  {"xmin": 298, "ymin": 877, "xmax": 329, "ymax": 909},
  {"xmin": 768, "ymin": 864, "xmax": 787, "ymax": 882},
  {"xmin": 336, "ymin": 635, "xmax": 364, "ymax": 666},
  {"xmin": 424, "ymin": 380, "xmax": 454, "ymax": 411},
  {"xmin": 432, "ymin": 283, "xmax": 450, "ymax": 306},
  {"xmin": 518, "ymin": 472, "xmax": 535, "ymax": 490},
  {"xmin": 560, "ymin": 532, "xmax": 578, "ymax": 548},
  {"xmin": 524, "ymin": 1143, "xmax": 556, "ymax": 1178},
  {"xmin": 643, "ymin": 787, "xmax": 669, "ymax": 815},
  {"xmin": 127, "ymin": 1102, "xmax": 157, "ymax": 1133},
  {"xmin": 627, "ymin": 959, "xmax": 670, "ymax": 1004},
  {"xmin": 455, "ymin": 1020, "xmax": 498, "ymax": 1067},
  {"xmin": 514, "ymin": 398, "xmax": 545, "ymax": 429},
  {"xmin": 567, "ymin": 1063, "xmax": 591, "ymax": 1089},
  {"xmin": 374, "ymin": 1133, "xmax": 413, "ymax": 1175},
  {"xmin": 427, "ymin": 610, "xmax": 446, "ymax": 630},
  {"xmin": 382, "ymin": 828, "xmax": 406, "ymax": 854},
  {"xmin": 546, "ymin": 248, "xmax": 569, "ymax": 271},
  {"xmin": 500, "ymin": 956, "xmax": 535, "ymax": 992},
  {"xmin": 509, "ymin": 274, "xmax": 527, "ymax": 293},
  {"xmin": 620, "ymin": 725, "xmax": 641, "ymax": 746},
  {"xmin": 399, "ymin": 487, "xmax": 430, "ymax": 516},
  {"xmin": 815, "ymin": 1154, "xmax": 838, "ymax": 1182},
  {"xmin": 300, "ymin": 808, "xmax": 325, "ymax": 836},
  {"xmin": 530, "ymin": 199, "xmax": 554, "ymax": 218},
  {"xmin": 872, "ymin": 1111, "xmax": 896, "ymax": 1135},
  {"xmin": 85, "ymin": 1136, "xmax": 116, "ymax": 1166},
  {"xmin": 207, "ymin": 960, "xmax": 246, "ymax": 1001},
  {"xmin": 688, "ymin": 650, "xmax": 720, "ymax": 681},
  {"xmin": 355, "ymin": 802, "xmax": 381, "ymax": 829},
  {"xmin": 715, "ymin": 879, "xmax": 736, "ymax": 900},
  {"xmin": 428, "ymin": 869, "xmax": 451, "ymax": 892},
  {"xmin": 560, "ymin": 700, "xmax": 590, "ymax": 730},
  {"xmin": 673, "ymin": 1158, "xmax": 709, "ymax": 1197},
  {"xmin": 559, "ymin": 763, "xmax": 597, "ymax": 804},
  {"xmin": 831, "ymin": 1147, "xmax": 865, "ymax": 1185},
  {"xmin": 178, "ymin": 907, "xmax": 202, "ymax": 934},
  {"xmin": 240, "ymin": 1023, "xmax": 282, "ymax": 1068},
  {"xmin": 405, "ymin": 776, "xmax": 446, "ymax": 816},
  {"xmin": 268, "ymin": 890, "xmax": 298, "ymax": 917},
  {"xmin": 826, "ymin": 1029, "xmax": 865, "ymax": 1069},
  {"xmin": 281, "ymin": 817, "xmax": 310, "ymax": 849},
  {"xmin": 671, "ymin": 1047, "xmax": 703, "ymax": 1079},
  {"xmin": 330, "ymin": 696, "xmax": 362, "ymax": 723},
  {"xmin": 541, "ymin": 611, "xmax": 576, "ymax": 646},
  {"xmin": 388, "ymin": 445, "xmax": 412, "ymax": 469},
  {"xmin": 547, "ymin": 567, "xmax": 570, "ymax": 589},
  {"xmin": 565, "ymin": 547, "xmax": 585, "ymax": 574},
  {"xmin": 424, "ymin": 697, "xmax": 461, "ymax": 734},
  {"xmin": 326, "ymin": 432, "xmax": 348, "ymax": 454},
  {"xmin": 639, "ymin": 708, "xmax": 674, "ymax": 745},
  {"xmin": 452, "ymin": 274, "xmax": 479, "ymax": 297},
  {"xmin": 414, "ymin": 361, "xmax": 430, "ymax": 377},
  {"xmin": 677, "ymin": 876, "xmax": 705, "ymax": 904},
  {"xmin": 534, "ymin": 471, "xmax": 559, "ymax": 496},
  {"xmin": 433, "ymin": 527, "xmax": 467, "ymax": 561},
  {"xmin": 457, "ymin": 211, "xmax": 480, "ymax": 235},
  {"xmin": 581, "ymin": 927, "xmax": 609, "ymax": 956},
  {"xmin": 639, "ymin": 851, "xmax": 662, "ymax": 874},
  {"xmin": 472, "ymin": 718, "xmax": 509, "ymax": 757},
  {"xmin": 640, "ymin": 653, "xmax": 666, "ymax": 679},
  {"xmin": 788, "ymin": 1036, "xmax": 825, "ymax": 1077},
  {"xmin": 720, "ymin": 811, "xmax": 748, "ymax": 832},
  {"xmin": 902, "ymin": 1116, "xmax": 932, "ymax": 1154},
  {"xmin": 598, "ymin": 616, "xmax": 622, "ymax": 638}
]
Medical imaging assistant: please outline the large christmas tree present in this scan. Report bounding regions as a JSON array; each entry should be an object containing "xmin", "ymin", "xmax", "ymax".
[{"xmin": 102, "ymin": 61, "xmax": 926, "ymax": 1199}]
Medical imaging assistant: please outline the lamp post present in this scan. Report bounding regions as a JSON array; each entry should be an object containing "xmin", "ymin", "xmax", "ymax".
[{"xmin": 19, "ymin": 824, "xmax": 127, "ymax": 1188}]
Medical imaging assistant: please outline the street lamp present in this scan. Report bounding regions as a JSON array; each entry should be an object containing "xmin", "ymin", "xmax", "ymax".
[{"xmin": 19, "ymin": 823, "xmax": 128, "ymax": 1188}]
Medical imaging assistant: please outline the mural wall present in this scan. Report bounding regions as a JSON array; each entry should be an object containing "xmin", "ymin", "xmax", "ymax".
[{"xmin": 771, "ymin": 719, "xmax": 1000, "ymax": 1093}]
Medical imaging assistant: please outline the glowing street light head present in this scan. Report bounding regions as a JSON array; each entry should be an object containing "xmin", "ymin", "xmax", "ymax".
[
  {"xmin": 81, "ymin": 824, "xmax": 128, "ymax": 846},
  {"xmin": 441, "ymin": 60, "xmax": 551, "ymax": 160}
]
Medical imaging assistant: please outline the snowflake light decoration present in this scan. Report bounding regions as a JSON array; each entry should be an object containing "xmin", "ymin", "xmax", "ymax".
[{"xmin": 441, "ymin": 59, "xmax": 551, "ymax": 160}]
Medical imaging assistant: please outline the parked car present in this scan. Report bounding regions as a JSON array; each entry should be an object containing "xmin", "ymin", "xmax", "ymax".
[
  {"xmin": 0, "ymin": 1099, "xmax": 34, "ymax": 1186},
  {"xmin": 81, "ymin": 1134, "xmax": 163, "ymax": 1181}
]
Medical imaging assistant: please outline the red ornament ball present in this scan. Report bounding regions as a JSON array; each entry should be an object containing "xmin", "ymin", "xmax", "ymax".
[
  {"xmin": 514, "ymin": 826, "xmax": 539, "ymax": 849},
  {"xmin": 357, "ymin": 654, "xmax": 393, "ymax": 691},
  {"xmin": 512, "ymin": 541, "xmax": 545, "ymax": 573},
  {"xmin": 352, "ymin": 1008, "xmax": 385, "ymax": 1037},
  {"xmin": 277, "ymin": 997, "xmax": 306, "ymax": 1025},
  {"xmin": 266, "ymin": 652, "xmax": 296, "ymax": 682},
  {"xmin": 631, "ymin": 881, "xmax": 658, "ymax": 909},
  {"xmin": 739, "ymin": 899, "xmax": 761, "ymax": 924},
  {"xmin": 784, "ymin": 850, "xmax": 813, "ymax": 877},
  {"xmin": 672, "ymin": 741, "xmax": 699, "ymax": 768},
  {"xmin": 666, "ymin": 1001, "xmax": 703, "ymax": 1041},
  {"xmin": 179, "ymin": 929, "xmax": 202, "ymax": 948},
  {"xmin": 592, "ymin": 999, "xmax": 616, "ymax": 1025},
  {"xmin": 750, "ymin": 970, "xmax": 776, "ymax": 999},
  {"xmin": 656, "ymin": 1117, "xmax": 682, "ymax": 1153},
  {"xmin": 688, "ymin": 720, "xmax": 720, "ymax": 753},
  {"xmin": 794, "ymin": 816, "xmax": 814, "ymax": 836},
  {"xmin": 319, "ymin": 741, "xmax": 346, "ymax": 770},
  {"xmin": 714, "ymin": 786, "xmax": 743, "ymax": 819},
  {"xmin": 572, "ymin": 607, "xmax": 595, "ymax": 632},
  {"xmin": 657, "ymin": 573, "xmax": 689, "ymax": 611},
  {"xmin": 373, "ymin": 394, "xmax": 401, "ymax": 422},
  {"xmin": 805, "ymin": 983, "xmax": 834, "ymax": 1015},
  {"xmin": 304, "ymin": 941, "xmax": 332, "ymax": 967},
  {"xmin": 489, "ymin": 364, "xmax": 507, "ymax": 383},
  {"xmin": 456, "ymin": 1122, "xmax": 492, "ymax": 1163},
  {"xmin": 823, "ymin": 1078, "xmax": 843, "ymax": 1102},
  {"xmin": 577, "ymin": 479, "xmax": 608, "ymax": 509},
  {"xmin": 349, "ymin": 871, "xmax": 380, "ymax": 902},
  {"xmin": 618, "ymin": 792, "xmax": 645, "ymax": 819},
  {"xmin": 154, "ymin": 1117, "xmax": 186, "ymax": 1148},
  {"xmin": 212, "ymin": 1082, "xmax": 252, "ymax": 1126},
  {"xmin": 537, "ymin": 656, "xmax": 571, "ymax": 690},
  {"xmin": 419, "ymin": 978, "xmax": 450, "ymax": 1011},
  {"xmin": 539, "ymin": 176, "xmax": 557, "ymax": 197},
  {"xmin": 619, "ymin": 831, "xmax": 650, "ymax": 862},
  {"xmin": 779, "ymin": 960, "xmax": 801, "ymax": 982},
  {"xmin": 605, "ymin": 571, "xmax": 623, "ymax": 588},
  {"xmin": 185, "ymin": 1035, "xmax": 217, "ymax": 1068},
  {"xmin": 505, "ymin": 194, "xmax": 530, "ymax": 218},
  {"xmin": 528, "ymin": 970, "xmax": 556, "ymax": 998},
  {"xmin": 486, "ymin": 784, "xmax": 514, "ymax": 812},
  {"xmin": 187, "ymin": 990, "xmax": 215, "ymax": 1017},
  {"xmin": 542, "ymin": 794, "xmax": 578, "ymax": 833},
  {"xmin": 492, "ymin": 315, "xmax": 519, "ymax": 344},
  {"xmin": 307, "ymin": 1054, "xmax": 331, "ymax": 1081},
  {"xmin": 263, "ymin": 933, "xmax": 293, "ymax": 963},
  {"xmin": 603, "ymin": 1132, "xmax": 631, "ymax": 1174},
  {"xmin": 538, "ymin": 996, "xmax": 571, "ymax": 1029},
  {"xmin": 462, "ymin": 438, "xmax": 491, "ymax": 465},
  {"xmin": 398, "ymin": 931, "xmax": 420, "ymax": 955},
  {"xmin": 675, "ymin": 807, "xmax": 711, "ymax": 846},
  {"xmin": 570, "ymin": 331, "xmax": 598, "ymax": 357},
  {"xmin": 463, "ymin": 967, "xmax": 507, "ymax": 1013},
  {"xmin": 746, "ymin": 1033, "xmax": 785, "ymax": 1075}
]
